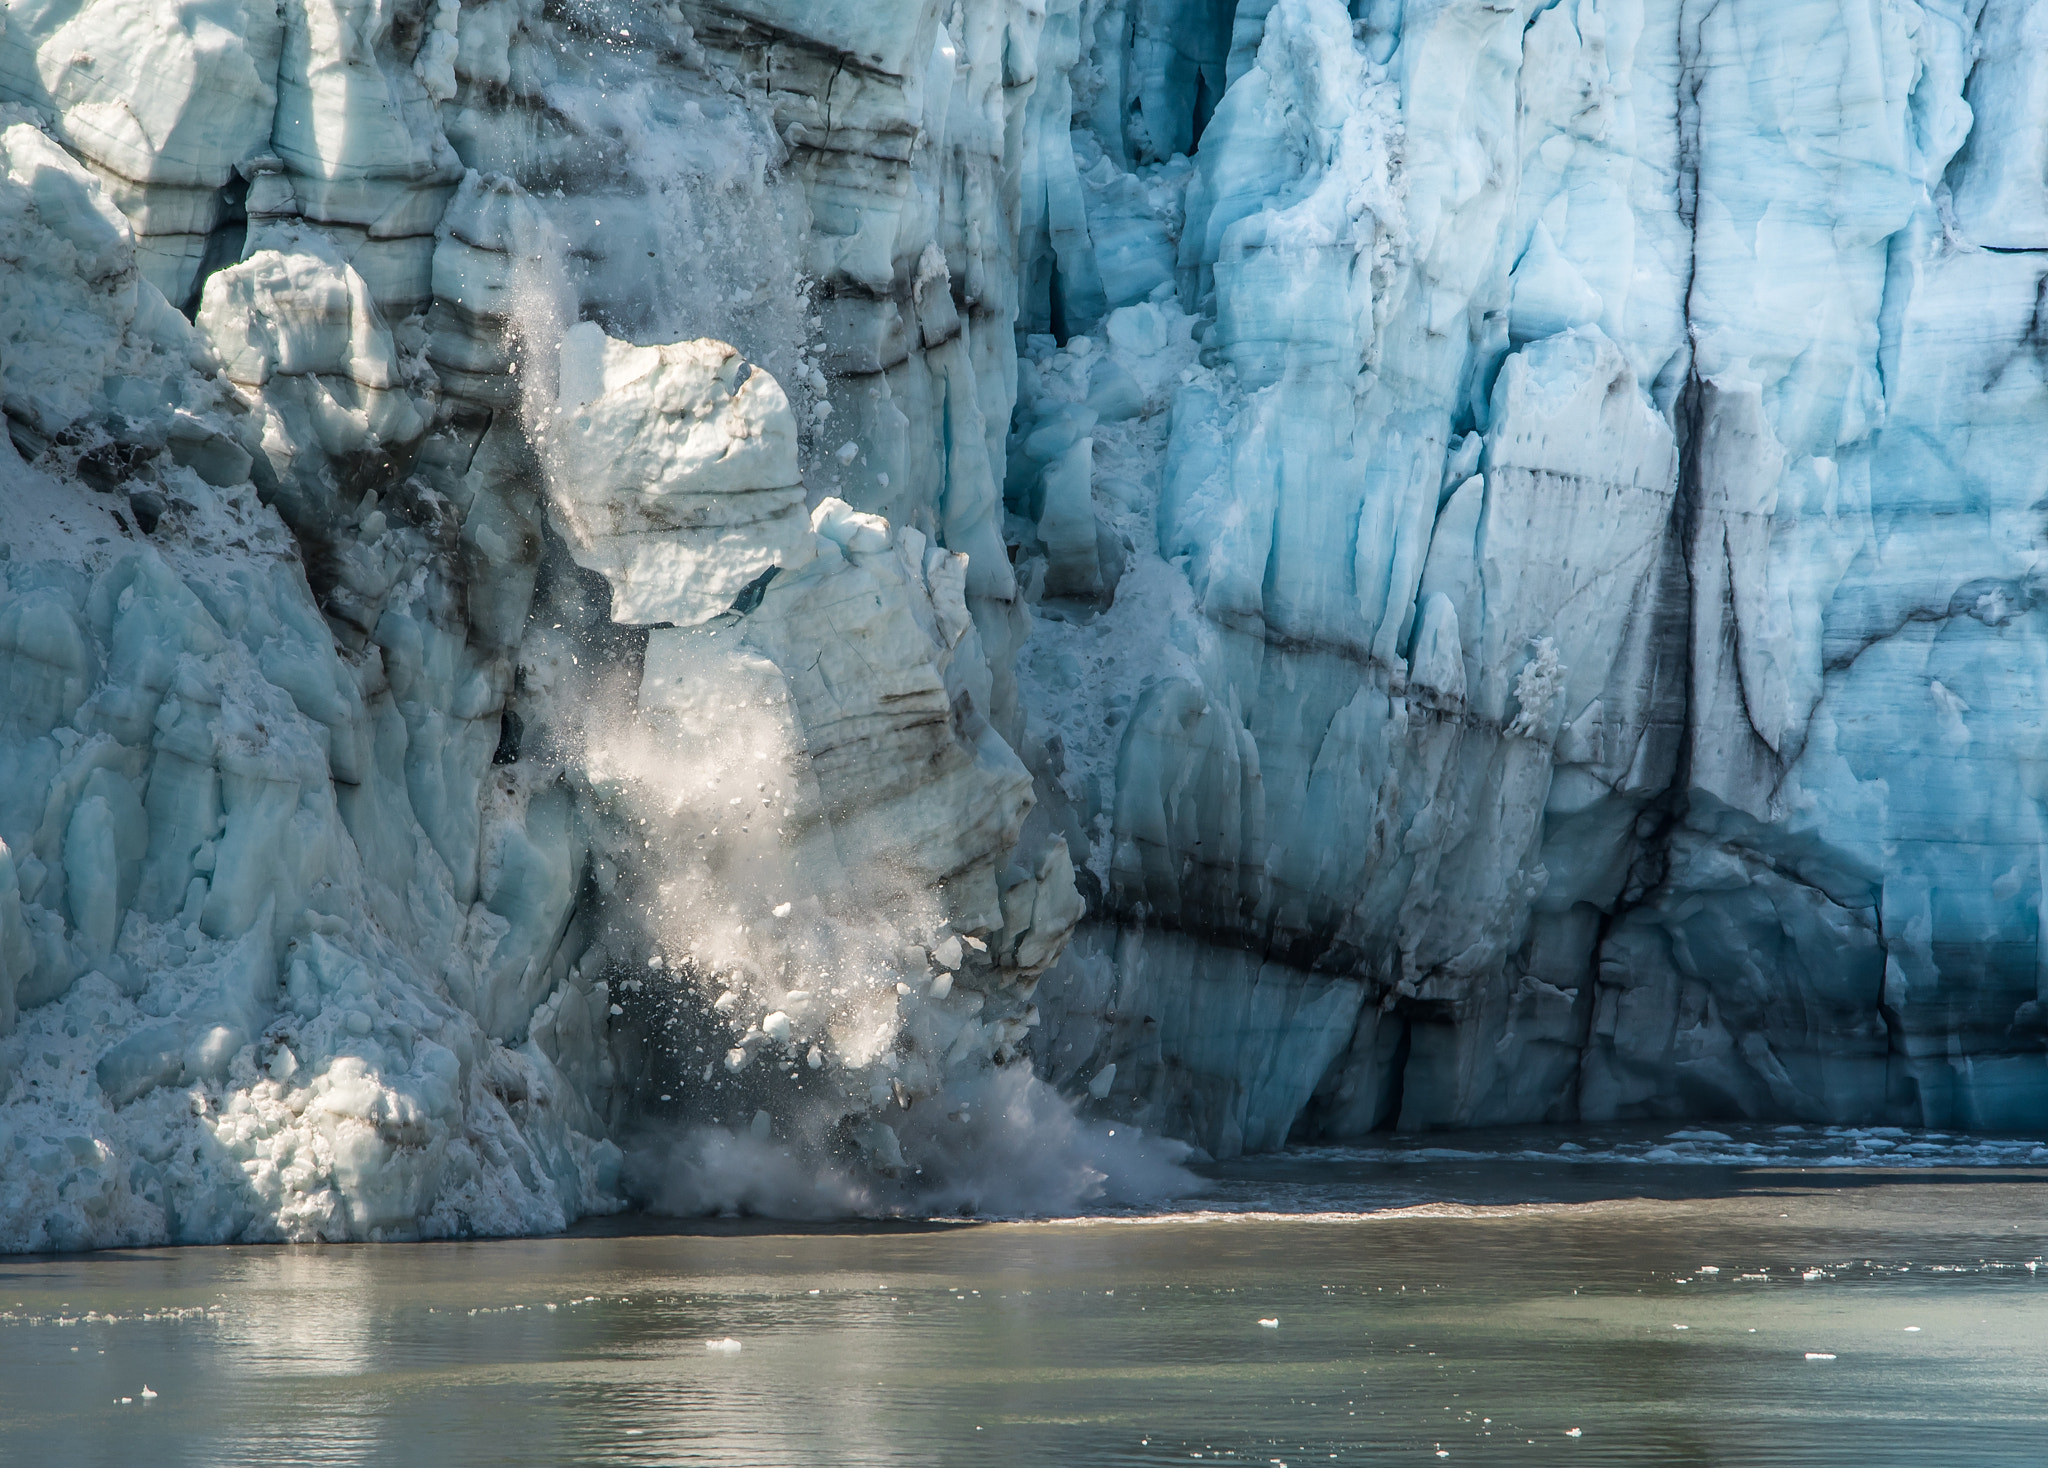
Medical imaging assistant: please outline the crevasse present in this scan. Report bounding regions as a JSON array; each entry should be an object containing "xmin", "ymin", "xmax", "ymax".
[{"xmin": 0, "ymin": 0, "xmax": 2043, "ymax": 1250}]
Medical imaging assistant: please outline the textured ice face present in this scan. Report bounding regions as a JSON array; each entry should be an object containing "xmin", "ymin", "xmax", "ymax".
[
  {"xmin": 5, "ymin": 0, "xmax": 2048, "ymax": 1247},
  {"xmin": 1027, "ymin": 0, "xmax": 2048, "ymax": 1149},
  {"xmin": 0, "ymin": 0, "xmax": 1159, "ymax": 1250}
]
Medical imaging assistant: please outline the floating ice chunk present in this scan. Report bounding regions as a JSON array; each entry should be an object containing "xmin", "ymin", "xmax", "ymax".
[
  {"xmin": 706, "ymin": 1338, "xmax": 742, "ymax": 1353},
  {"xmin": 1565, "ymin": 1428, "xmax": 1582, "ymax": 1437},
  {"xmin": 834, "ymin": 441, "xmax": 859, "ymax": 464},
  {"xmin": 1804, "ymin": 1353, "xmax": 1837, "ymax": 1361},
  {"xmin": 139, "ymin": 1386, "xmax": 157, "ymax": 1399},
  {"xmin": 1904, "ymin": 1326, "xmax": 1921, "ymax": 1332},
  {"xmin": 1698, "ymin": 1266, "xmax": 1720, "ymax": 1274},
  {"xmin": 1258, "ymin": 1317, "xmax": 1279, "ymax": 1327}
]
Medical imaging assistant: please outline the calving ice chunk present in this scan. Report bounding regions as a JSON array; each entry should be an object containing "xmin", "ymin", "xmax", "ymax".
[
  {"xmin": 542, "ymin": 322, "xmax": 813, "ymax": 627},
  {"xmin": 514, "ymin": 302, "xmax": 1137, "ymax": 1213}
]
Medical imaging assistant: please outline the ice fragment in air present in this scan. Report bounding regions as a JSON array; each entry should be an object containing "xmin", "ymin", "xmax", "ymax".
[{"xmin": 772, "ymin": 902, "xmax": 792, "ymax": 918}]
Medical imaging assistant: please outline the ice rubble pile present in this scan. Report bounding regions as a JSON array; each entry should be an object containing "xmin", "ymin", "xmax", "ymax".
[
  {"xmin": 0, "ymin": 123, "xmax": 620, "ymax": 1248},
  {"xmin": 4, "ymin": 0, "xmax": 2048, "ymax": 1248}
]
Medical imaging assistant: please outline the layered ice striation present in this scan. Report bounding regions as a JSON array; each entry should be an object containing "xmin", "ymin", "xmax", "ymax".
[
  {"xmin": 1026, "ymin": 0, "xmax": 2048, "ymax": 1149},
  {"xmin": 0, "ymin": 0, "xmax": 1166, "ymax": 1249},
  {"xmin": 2, "ymin": 0, "xmax": 2048, "ymax": 1247}
]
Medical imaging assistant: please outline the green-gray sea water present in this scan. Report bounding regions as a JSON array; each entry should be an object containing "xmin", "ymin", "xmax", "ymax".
[{"xmin": 5, "ymin": 1139, "xmax": 2044, "ymax": 1465}]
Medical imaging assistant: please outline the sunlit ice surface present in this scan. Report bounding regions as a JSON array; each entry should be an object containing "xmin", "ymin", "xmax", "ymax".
[{"xmin": 3, "ymin": 1140, "xmax": 2045, "ymax": 1465}]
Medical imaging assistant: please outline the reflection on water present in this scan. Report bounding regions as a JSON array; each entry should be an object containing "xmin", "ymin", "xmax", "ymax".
[{"xmin": 3, "ymin": 1154, "xmax": 2046, "ymax": 1466}]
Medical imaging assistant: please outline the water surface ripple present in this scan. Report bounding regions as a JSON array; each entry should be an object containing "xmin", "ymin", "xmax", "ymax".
[{"xmin": 4, "ymin": 1137, "xmax": 2045, "ymax": 1465}]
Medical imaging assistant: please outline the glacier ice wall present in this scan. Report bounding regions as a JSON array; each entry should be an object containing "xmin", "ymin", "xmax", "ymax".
[
  {"xmin": 2, "ymin": 0, "xmax": 2048, "ymax": 1247},
  {"xmin": 0, "ymin": 0, "xmax": 1135, "ymax": 1249},
  {"xmin": 1024, "ymin": 0, "xmax": 2048, "ymax": 1150}
]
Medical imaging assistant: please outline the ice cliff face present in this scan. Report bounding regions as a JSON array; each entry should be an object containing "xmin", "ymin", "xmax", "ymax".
[
  {"xmin": 1026, "ymin": 0, "xmax": 2048, "ymax": 1153},
  {"xmin": 2, "ymin": 0, "xmax": 2046, "ymax": 1247}
]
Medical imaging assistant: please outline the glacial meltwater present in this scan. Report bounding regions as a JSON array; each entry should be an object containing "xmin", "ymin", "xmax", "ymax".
[{"xmin": 5, "ymin": 1136, "xmax": 2045, "ymax": 1466}]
